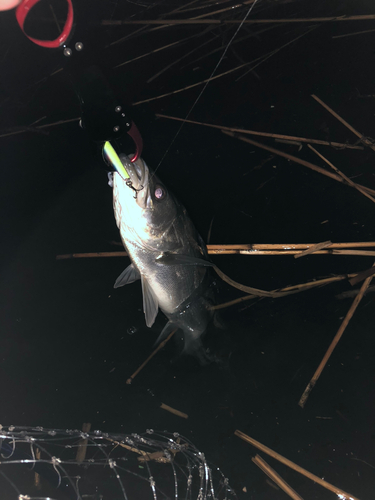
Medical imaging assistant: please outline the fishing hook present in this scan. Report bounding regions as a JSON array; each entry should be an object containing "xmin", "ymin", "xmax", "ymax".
[{"xmin": 126, "ymin": 180, "xmax": 144, "ymax": 199}]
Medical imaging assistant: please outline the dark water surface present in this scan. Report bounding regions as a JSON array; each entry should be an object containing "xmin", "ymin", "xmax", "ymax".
[{"xmin": 1, "ymin": 1, "xmax": 374, "ymax": 498}]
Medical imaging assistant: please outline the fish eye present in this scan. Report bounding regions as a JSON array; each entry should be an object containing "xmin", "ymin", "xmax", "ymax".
[{"xmin": 154, "ymin": 185, "xmax": 166, "ymax": 200}]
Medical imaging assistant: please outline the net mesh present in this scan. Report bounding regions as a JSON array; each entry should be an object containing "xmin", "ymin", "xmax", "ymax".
[{"xmin": 0, "ymin": 425, "xmax": 236, "ymax": 500}]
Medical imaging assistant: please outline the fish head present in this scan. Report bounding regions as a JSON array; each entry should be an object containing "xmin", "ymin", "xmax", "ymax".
[{"xmin": 113, "ymin": 155, "xmax": 179, "ymax": 244}]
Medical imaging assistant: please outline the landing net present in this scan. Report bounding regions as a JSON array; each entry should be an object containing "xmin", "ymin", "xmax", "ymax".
[{"xmin": 0, "ymin": 425, "xmax": 236, "ymax": 500}]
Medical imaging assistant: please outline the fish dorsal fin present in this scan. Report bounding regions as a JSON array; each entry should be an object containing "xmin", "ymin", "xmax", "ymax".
[
  {"xmin": 141, "ymin": 276, "xmax": 159, "ymax": 327},
  {"xmin": 155, "ymin": 253, "xmax": 214, "ymax": 266},
  {"xmin": 114, "ymin": 264, "xmax": 141, "ymax": 288}
]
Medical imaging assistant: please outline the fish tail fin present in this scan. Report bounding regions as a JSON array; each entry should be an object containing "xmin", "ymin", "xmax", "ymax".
[{"xmin": 182, "ymin": 330, "xmax": 213, "ymax": 365}]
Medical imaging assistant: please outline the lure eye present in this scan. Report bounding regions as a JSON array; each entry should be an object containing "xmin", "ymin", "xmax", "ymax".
[{"xmin": 154, "ymin": 185, "xmax": 165, "ymax": 200}]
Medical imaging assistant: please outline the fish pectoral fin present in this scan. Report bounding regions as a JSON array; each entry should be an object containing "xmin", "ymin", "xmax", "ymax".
[
  {"xmin": 141, "ymin": 276, "xmax": 159, "ymax": 327},
  {"xmin": 155, "ymin": 253, "xmax": 214, "ymax": 267},
  {"xmin": 153, "ymin": 321, "xmax": 177, "ymax": 347},
  {"xmin": 114, "ymin": 264, "xmax": 141, "ymax": 288}
]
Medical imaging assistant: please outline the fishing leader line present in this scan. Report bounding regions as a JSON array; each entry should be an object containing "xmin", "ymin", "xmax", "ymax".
[{"xmin": 152, "ymin": 0, "xmax": 260, "ymax": 177}]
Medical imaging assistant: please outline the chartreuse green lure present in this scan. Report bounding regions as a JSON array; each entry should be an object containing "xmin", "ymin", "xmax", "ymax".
[{"xmin": 103, "ymin": 141, "xmax": 130, "ymax": 181}]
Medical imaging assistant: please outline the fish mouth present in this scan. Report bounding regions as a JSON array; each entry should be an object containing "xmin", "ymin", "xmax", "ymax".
[{"xmin": 119, "ymin": 154, "xmax": 151, "ymax": 209}]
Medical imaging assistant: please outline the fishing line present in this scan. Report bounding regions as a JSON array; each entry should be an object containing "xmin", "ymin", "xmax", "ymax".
[
  {"xmin": 152, "ymin": 0, "xmax": 260, "ymax": 176},
  {"xmin": 236, "ymin": 22, "xmax": 321, "ymax": 82}
]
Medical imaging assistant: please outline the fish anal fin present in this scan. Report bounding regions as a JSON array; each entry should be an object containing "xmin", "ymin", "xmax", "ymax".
[{"xmin": 141, "ymin": 276, "xmax": 159, "ymax": 327}]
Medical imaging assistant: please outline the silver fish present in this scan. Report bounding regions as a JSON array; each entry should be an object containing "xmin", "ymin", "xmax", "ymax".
[{"xmin": 110, "ymin": 154, "xmax": 214, "ymax": 361}]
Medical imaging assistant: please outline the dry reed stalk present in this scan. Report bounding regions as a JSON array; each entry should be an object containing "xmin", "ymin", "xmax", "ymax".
[
  {"xmin": 212, "ymin": 272, "xmax": 358, "ymax": 310},
  {"xmin": 212, "ymin": 295, "xmax": 256, "ymax": 310},
  {"xmin": 298, "ymin": 262, "xmax": 375, "ymax": 408},
  {"xmin": 34, "ymin": 447, "xmax": 41, "ymax": 487},
  {"xmin": 114, "ymin": 39, "xmax": 186, "ymax": 68},
  {"xmin": 56, "ymin": 250, "xmax": 375, "ymax": 258},
  {"xmin": 55, "ymin": 242, "xmax": 375, "ymax": 260},
  {"xmin": 76, "ymin": 422, "xmax": 91, "ymax": 463},
  {"xmin": 134, "ymin": 26, "xmax": 314, "ymax": 105},
  {"xmin": 182, "ymin": 26, "xmax": 279, "ymax": 71},
  {"xmin": 155, "ymin": 114, "xmax": 363, "ymax": 149},
  {"xmin": 207, "ymin": 242, "xmax": 375, "ymax": 250},
  {"xmin": 255, "ymin": 272, "xmax": 358, "ymax": 291},
  {"xmin": 212, "ymin": 264, "xmax": 301, "ymax": 298},
  {"xmin": 336, "ymin": 285, "xmax": 375, "ymax": 299},
  {"xmin": 126, "ymin": 329, "xmax": 177, "ymax": 384},
  {"xmin": 30, "ymin": 115, "xmax": 47, "ymax": 125},
  {"xmin": 107, "ymin": 25, "xmax": 148, "ymax": 47},
  {"xmin": 56, "ymin": 251, "xmax": 128, "ymax": 259},
  {"xmin": 103, "ymin": 19, "xmax": 222, "ymax": 25},
  {"xmin": 316, "ymin": 250, "xmax": 375, "ymax": 256},
  {"xmin": 0, "ymin": 117, "xmax": 79, "ymax": 139},
  {"xmin": 137, "ymin": 445, "xmax": 188, "ymax": 463},
  {"xmin": 223, "ymin": 131, "xmax": 375, "ymax": 196},
  {"xmin": 123, "ymin": 0, "xmax": 247, "ymax": 36},
  {"xmin": 108, "ymin": 437, "xmax": 185, "ymax": 463},
  {"xmin": 160, "ymin": 403, "xmax": 188, "ymax": 419},
  {"xmin": 294, "ymin": 240, "xmax": 332, "ymax": 258},
  {"xmin": 332, "ymin": 28, "xmax": 375, "ymax": 39},
  {"xmin": 275, "ymin": 138, "xmax": 303, "ymax": 147},
  {"xmin": 102, "ymin": 15, "xmax": 375, "ymax": 25},
  {"xmin": 108, "ymin": 0, "xmax": 199, "ymax": 46},
  {"xmin": 190, "ymin": 0, "xmax": 256, "ymax": 20},
  {"xmin": 236, "ymin": 25, "xmax": 318, "ymax": 82},
  {"xmin": 349, "ymin": 265, "xmax": 375, "ymax": 285},
  {"xmin": 235, "ymin": 430, "xmax": 361, "ymax": 500},
  {"xmin": 132, "ymin": 62, "xmax": 248, "ymax": 105},
  {"xmin": 146, "ymin": 29, "xmax": 215, "ymax": 83},
  {"xmin": 173, "ymin": 0, "xmax": 221, "ymax": 13},
  {"xmin": 140, "ymin": 28, "xmax": 305, "ymax": 101},
  {"xmin": 311, "ymin": 94, "xmax": 375, "ymax": 151},
  {"xmin": 168, "ymin": 0, "xmax": 202, "ymax": 14},
  {"xmin": 307, "ymin": 144, "xmax": 375, "ymax": 203},
  {"xmin": 209, "ymin": 250, "xmax": 375, "ymax": 256},
  {"xmin": 252, "ymin": 455, "xmax": 304, "ymax": 500},
  {"xmin": 105, "ymin": 437, "xmax": 146, "ymax": 455}
]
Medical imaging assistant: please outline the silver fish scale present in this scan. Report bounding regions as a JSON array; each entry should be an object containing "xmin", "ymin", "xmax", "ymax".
[{"xmin": 122, "ymin": 214, "xmax": 207, "ymax": 315}]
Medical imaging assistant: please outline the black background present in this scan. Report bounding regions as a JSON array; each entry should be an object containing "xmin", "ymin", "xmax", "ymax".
[{"xmin": 0, "ymin": 1, "xmax": 374, "ymax": 498}]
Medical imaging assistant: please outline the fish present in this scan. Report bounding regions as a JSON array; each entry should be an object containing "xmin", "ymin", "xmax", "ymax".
[{"xmin": 109, "ymin": 154, "xmax": 215, "ymax": 362}]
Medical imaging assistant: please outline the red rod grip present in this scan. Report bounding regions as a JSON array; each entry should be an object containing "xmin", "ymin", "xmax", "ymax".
[{"xmin": 16, "ymin": 0, "xmax": 73, "ymax": 48}]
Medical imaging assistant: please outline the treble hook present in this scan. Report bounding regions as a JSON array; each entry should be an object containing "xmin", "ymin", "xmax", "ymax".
[{"xmin": 126, "ymin": 179, "xmax": 144, "ymax": 199}]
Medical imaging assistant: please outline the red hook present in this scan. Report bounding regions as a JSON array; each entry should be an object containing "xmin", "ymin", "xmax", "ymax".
[{"xmin": 127, "ymin": 122, "xmax": 143, "ymax": 163}]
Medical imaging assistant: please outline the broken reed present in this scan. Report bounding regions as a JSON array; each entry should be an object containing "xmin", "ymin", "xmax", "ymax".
[
  {"xmin": 235, "ymin": 430, "xmax": 361, "ymax": 500},
  {"xmin": 307, "ymin": 144, "xmax": 375, "ymax": 203},
  {"xmin": 298, "ymin": 262, "xmax": 375, "ymax": 408},
  {"xmin": 157, "ymin": 93, "xmax": 375, "ymax": 204},
  {"xmin": 224, "ymin": 131, "xmax": 375, "ymax": 199},
  {"xmin": 252, "ymin": 455, "xmax": 304, "ymax": 500}
]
